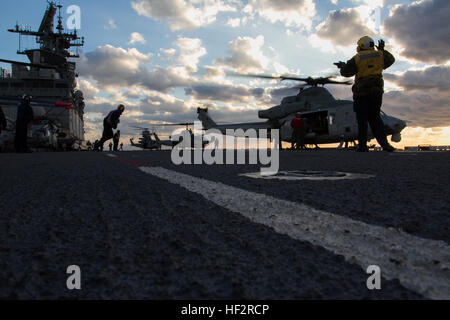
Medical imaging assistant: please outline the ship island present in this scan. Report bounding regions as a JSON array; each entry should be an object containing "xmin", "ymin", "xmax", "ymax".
[{"xmin": 0, "ymin": 1, "xmax": 85, "ymax": 151}]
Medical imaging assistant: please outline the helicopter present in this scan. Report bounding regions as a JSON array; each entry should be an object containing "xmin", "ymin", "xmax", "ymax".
[
  {"xmin": 145, "ymin": 122, "xmax": 211, "ymax": 149},
  {"xmin": 129, "ymin": 126, "xmax": 167, "ymax": 150},
  {"xmin": 196, "ymin": 74, "xmax": 407, "ymax": 149}
]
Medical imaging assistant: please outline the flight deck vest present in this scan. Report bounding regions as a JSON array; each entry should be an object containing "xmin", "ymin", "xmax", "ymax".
[{"xmin": 354, "ymin": 49, "xmax": 384, "ymax": 82}]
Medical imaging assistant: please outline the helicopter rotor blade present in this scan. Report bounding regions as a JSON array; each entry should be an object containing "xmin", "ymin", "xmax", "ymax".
[
  {"xmin": 228, "ymin": 72, "xmax": 284, "ymax": 80},
  {"xmin": 145, "ymin": 122, "xmax": 195, "ymax": 127},
  {"xmin": 130, "ymin": 126, "xmax": 150, "ymax": 131},
  {"xmin": 229, "ymin": 72, "xmax": 352, "ymax": 86},
  {"xmin": 279, "ymin": 76, "xmax": 311, "ymax": 82},
  {"xmin": 233, "ymin": 73, "xmax": 311, "ymax": 83},
  {"xmin": 325, "ymin": 79, "xmax": 353, "ymax": 85}
]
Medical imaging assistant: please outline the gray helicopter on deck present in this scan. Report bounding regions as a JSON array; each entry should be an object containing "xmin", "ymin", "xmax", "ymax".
[
  {"xmin": 129, "ymin": 126, "xmax": 166, "ymax": 150},
  {"xmin": 196, "ymin": 74, "xmax": 407, "ymax": 148},
  {"xmin": 129, "ymin": 125, "xmax": 198, "ymax": 150},
  {"xmin": 146, "ymin": 122, "xmax": 211, "ymax": 149}
]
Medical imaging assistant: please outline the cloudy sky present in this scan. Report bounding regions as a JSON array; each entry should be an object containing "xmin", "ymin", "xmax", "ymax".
[{"xmin": 0, "ymin": 0, "xmax": 449, "ymax": 147}]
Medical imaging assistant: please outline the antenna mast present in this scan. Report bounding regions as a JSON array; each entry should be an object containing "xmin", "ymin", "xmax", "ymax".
[{"xmin": 56, "ymin": 3, "xmax": 64, "ymax": 34}]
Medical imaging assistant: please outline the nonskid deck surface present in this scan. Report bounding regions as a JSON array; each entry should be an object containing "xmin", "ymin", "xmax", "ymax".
[{"xmin": 0, "ymin": 150, "xmax": 448, "ymax": 299}]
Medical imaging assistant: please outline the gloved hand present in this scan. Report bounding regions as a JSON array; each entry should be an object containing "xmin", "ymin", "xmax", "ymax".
[
  {"xmin": 334, "ymin": 61, "xmax": 346, "ymax": 69},
  {"xmin": 376, "ymin": 39, "xmax": 385, "ymax": 51}
]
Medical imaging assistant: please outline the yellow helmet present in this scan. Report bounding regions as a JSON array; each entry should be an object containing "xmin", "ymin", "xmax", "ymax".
[{"xmin": 357, "ymin": 36, "xmax": 375, "ymax": 50}]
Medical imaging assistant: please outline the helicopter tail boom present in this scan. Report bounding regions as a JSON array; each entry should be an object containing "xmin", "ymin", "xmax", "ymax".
[{"xmin": 196, "ymin": 107, "xmax": 271, "ymax": 135}]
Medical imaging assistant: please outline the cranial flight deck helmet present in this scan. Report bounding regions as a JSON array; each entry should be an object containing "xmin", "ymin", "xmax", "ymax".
[{"xmin": 357, "ymin": 36, "xmax": 375, "ymax": 51}]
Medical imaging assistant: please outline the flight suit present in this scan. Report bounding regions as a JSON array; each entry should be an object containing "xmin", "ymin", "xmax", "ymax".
[
  {"xmin": 291, "ymin": 116, "xmax": 306, "ymax": 150},
  {"xmin": 0, "ymin": 106, "xmax": 6, "ymax": 133},
  {"xmin": 14, "ymin": 99, "xmax": 34, "ymax": 153},
  {"xmin": 340, "ymin": 48, "xmax": 395, "ymax": 151}
]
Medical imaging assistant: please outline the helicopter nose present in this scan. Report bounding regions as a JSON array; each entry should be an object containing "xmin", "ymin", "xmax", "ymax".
[{"xmin": 394, "ymin": 119, "xmax": 407, "ymax": 131}]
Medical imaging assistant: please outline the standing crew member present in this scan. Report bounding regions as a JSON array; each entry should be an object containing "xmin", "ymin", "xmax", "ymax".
[
  {"xmin": 14, "ymin": 94, "xmax": 34, "ymax": 153},
  {"xmin": 119, "ymin": 142, "xmax": 124, "ymax": 151},
  {"xmin": 113, "ymin": 130, "xmax": 120, "ymax": 151},
  {"xmin": 335, "ymin": 36, "xmax": 395, "ymax": 152},
  {"xmin": 109, "ymin": 142, "xmax": 113, "ymax": 151},
  {"xmin": 0, "ymin": 106, "xmax": 7, "ymax": 134},
  {"xmin": 95, "ymin": 104, "xmax": 125, "ymax": 151},
  {"xmin": 291, "ymin": 113, "xmax": 306, "ymax": 150}
]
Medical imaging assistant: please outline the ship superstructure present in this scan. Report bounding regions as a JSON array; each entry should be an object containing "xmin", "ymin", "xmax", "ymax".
[{"xmin": 0, "ymin": 1, "xmax": 85, "ymax": 148}]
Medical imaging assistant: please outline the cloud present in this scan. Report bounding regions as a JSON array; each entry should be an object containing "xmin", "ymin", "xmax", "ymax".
[
  {"xmin": 137, "ymin": 67, "xmax": 192, "ymax": 92},
  {"xmin": 185, "ymin": 83, "xmax": 264, "ymax": 103},
  {"xmin": 204, "ymin": 66, "xmax": 226, "ymax": 79},
  {"xmin": 131, "ymin": 0, "xmax": 236, "ymax": 31},
  {"xmin": 129, "ymin": 32, "xmax": 146, "ymax": 45},
  {"xmin": 85, "ymin": 101, "xmax": 117, "ymax": 117},
  {"xmin": 226, "ymin": 18, "xmax": 241, "ymax": 28},
  {"xmin": 77, "ymin": 44, "xmax": 274, "ymax": 126},
  {"xmin": 315, "ymin": 7, "xmax": 377, "ymax": 47},
  {"xmin": 352, "ymin": 0, "xmax": 384, "ymax": 7},
  {"xmin": 78, "ymin": 45, "xmax": 151, "ymax": 84},
  {"xmin": 77, "ymin": 79, "xmax": 100, "ymax": 98},
  {"xmin": 138, "ymin": 91, "xmax": 190, "ymax": 115},
  {"xmin": 383, "ymin": 65, "xmax": 450, "ymax": 127},
  {"xmin": 78, "ymin": 45, "xmax": 190, "ymax": 92},
  {"xmin": 78, "ymin": 44, "xmax": 273, "ymax": 105},
  {"xmin": 383, "ymin": 0, "xmax": 450, "ymax": 64},
  {"xmin": 214, "ymin": 35, "xmax": 268, "ymax": 73},
  {"xmin": 104, "ymin": 19, "xmax": 117, "ymax": 30},
  {"xmin": 385, "ymin": 65, "xmax": 450, "ymax": 92},
  {"xmin": 174, "ymin": 37, "xmax": 207, "ymax": 73},
  {"xmin": 244, "ymin": 0, "xmax": 316, "ymax": 30},
  {"xmin": 158, "ymin": 48, "xmax": 177, "ymax": 62},
  {"xmin": 398, "ymin": 126, "xmax": 450, "ymax": 147},
  {"xmin": 383, "ymin": 91, "xmax": 450, "ymax": 127}
]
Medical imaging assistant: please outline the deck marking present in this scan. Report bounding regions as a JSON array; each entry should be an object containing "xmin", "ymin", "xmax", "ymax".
[
  {"xmin": 139, "ymin": 166, "xmax": 450, "ymax": 299},
  {"xmin": 105, "ymin": 154, "xmax": 118, "ymax": 158},
  {"xmin": 240, "ymin": 170, "xmax": 374, "ymax": 181}
]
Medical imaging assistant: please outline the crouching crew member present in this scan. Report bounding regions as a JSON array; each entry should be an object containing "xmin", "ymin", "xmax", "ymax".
[{"xmin": 95, "ymin": 104, "xmax": 125, "ymax": 151}]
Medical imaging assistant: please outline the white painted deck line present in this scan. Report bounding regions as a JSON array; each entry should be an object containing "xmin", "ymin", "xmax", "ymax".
[{"xmin": 140, "ymin": 166, "xmax": 450, "ymax": 299}]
